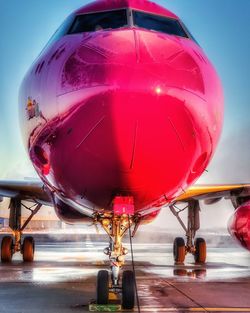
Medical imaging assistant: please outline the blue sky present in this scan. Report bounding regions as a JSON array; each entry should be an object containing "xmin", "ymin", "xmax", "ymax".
[{"xmin": 0, "ymin": 0, "xmax": 250, "ymax": 181}]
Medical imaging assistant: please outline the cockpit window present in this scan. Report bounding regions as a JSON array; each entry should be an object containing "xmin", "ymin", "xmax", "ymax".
[
  {"xmin": 43, "ymin": 14, "xmax": 75, "ymax": 49},
  {"xmin": 132, "ymin": 10, "xmax": 188, "ymax": 38},
  {"xmin": 68, "ymin": 9, "xmax": 128, "ymax": 34}
]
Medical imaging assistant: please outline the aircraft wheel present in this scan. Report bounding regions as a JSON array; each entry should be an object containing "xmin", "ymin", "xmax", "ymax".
[
  {"xmin": 1, "ymin": 236, "xmax": 13, "ymax": 263},
  {"xmin": 22, "ymin": 236, "xmax": 35, "ymax": 262},
  {"xmin": 96, "ymin": 270, "xmax": 109, "ymax": 305},
  {"xmin": 173, "ymin": 237, "xmax": 186, "ymax": 263},
  {"xmin": 194, "ymin": 237, "xmax": 206, "ymax": 264},
  {"xmin": 122, "ymin": 270, "xmax": 135, "ymax": 310}
]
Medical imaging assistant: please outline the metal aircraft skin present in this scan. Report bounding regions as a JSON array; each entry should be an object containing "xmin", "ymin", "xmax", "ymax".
[
  {"xmin": 0, "ymin": 0, "xmax": 250, "ymax": 293},
  {"xmin": 21, "ymin": 0, "xmax": 224, "ymax": 215}
]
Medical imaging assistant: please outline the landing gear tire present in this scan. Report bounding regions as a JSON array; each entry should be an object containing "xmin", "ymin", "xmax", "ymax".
[
  {"xmin": 173, "ymin": 237, "xmax": 186, "ymax": 264},
  {"xmin": 194, "ymin": 237, "xmax": 206, "ymax": 264},
  {"xmin": 96, "ymin": 270, "xmax": 109, "ymax": 305},
  {"xmin": 122, "ymin": 270, "xmax": 135, "ymax": 310},
  {"xmin": 22, "ymin": 236, "xmax": 35, "ymax": 262},
  {"xmin": 1, "ymin": 236, "xmax": 13, "ymax": 263}
]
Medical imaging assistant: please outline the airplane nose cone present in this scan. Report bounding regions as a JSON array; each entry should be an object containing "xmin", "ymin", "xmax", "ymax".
[
  {"xmin": 38, "ymin": 88, "xmax": 219, "ymax": 210},
  {"xmin": 31, "ymin": 29, "xmax": 223, "ymax": 210}
]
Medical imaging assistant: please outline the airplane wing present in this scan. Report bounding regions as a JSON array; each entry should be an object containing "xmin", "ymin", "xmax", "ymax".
[
  {"xmin": 0, "ymin": 180, "xmax": 52, "ymax": 205},
  {"xmin": 1, "ymin": 180, "xmax": 250, "ymax": 209},
  {"xmin": 175, "ymin": 184, "xmax": 250, "ymax": 205}
]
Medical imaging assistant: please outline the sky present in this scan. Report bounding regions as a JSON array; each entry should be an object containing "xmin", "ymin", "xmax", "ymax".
[{"xmin": 0, "ymin": 1, "xmax": 249, "ymax": 230}]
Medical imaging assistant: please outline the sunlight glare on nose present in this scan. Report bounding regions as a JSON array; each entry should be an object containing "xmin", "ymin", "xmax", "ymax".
[{"xmin": 155, "ymin": 87, "xmax": 162, "ymax": 95}]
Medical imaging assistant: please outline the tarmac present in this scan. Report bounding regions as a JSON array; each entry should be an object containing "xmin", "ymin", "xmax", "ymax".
[{"xmin": 0, "ymin": 233, "xmax": 249, "ymax": 313}]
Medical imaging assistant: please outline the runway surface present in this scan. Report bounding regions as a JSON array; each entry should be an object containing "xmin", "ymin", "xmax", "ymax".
[{"xmin": 0, "ymin": 234, "xmax": 250, "ymax": 313}]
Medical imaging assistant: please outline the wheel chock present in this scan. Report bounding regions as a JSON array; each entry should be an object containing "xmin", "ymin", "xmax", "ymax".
[
  {"xmin": 89, "ymin": 304, "xmax": 122, "ymax": 312},
  {"xmin": 89, "ymin": 292, "xmax": 122, "ymax": 312}
]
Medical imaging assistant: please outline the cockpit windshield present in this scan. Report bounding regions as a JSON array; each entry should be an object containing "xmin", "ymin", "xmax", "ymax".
[
  {"xmin": 64, "ymin": 9, "xmax": 193, "ymax": 41},
  {"xmin": 132, "ymin": 10, "xmax": 188, "ymax": 38},
  {"xmin": 68, "ymin": 9, "xmax": 128, "ymax": 34}
]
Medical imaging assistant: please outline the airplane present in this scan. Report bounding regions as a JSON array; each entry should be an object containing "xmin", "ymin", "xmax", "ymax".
[{"xmin": 1, "ymin": 0, "xmax": 250, "ymax": 309}]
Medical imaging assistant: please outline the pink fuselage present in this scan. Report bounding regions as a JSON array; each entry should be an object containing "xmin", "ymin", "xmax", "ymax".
[{"xmin": 19, "ymin": 0, "xmax": 223, "ymax": 220}]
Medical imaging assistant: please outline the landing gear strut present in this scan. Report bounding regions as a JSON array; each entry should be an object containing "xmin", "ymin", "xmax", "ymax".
[
  {"xmin": 95, "ymin": 210, "xmax": 137, "ymax": 310},
  {"xmin": 170, "ymin": 200, "xmax": 207, "ymax": 264},
  {"xmin": 1, "ymin": 198, "xmax": 41, "ymax": 263}
]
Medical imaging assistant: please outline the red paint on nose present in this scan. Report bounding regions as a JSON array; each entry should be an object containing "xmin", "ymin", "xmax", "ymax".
[
  {"xmin": 31, "ymin": 84, "xmax": 214, "ymax": 212},
  {"xmin": 28, "ymin": 28, "xmax": 223, "ymax": 213}
]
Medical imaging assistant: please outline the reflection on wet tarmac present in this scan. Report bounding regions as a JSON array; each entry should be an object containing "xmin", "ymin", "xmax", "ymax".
[
  {"xmin": 0, "ymin": 241, "xmax": 249, "ymax": 312},
  {"xmin": 173, "ymin": 268, "xmax": 207, "ymax": 279}
]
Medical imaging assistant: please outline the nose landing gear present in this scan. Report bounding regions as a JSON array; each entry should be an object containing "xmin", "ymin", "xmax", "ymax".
[
  {"xmin": 122, "ymin": 270, "xmax": 135, "ymax": 310},
  {"xmin": 95, "ymin": 210, "xmax": 137, "ymax": 310},
  {"xmin": 96, "ymin": 270, "xmax": 109, "ymax": 305}
]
